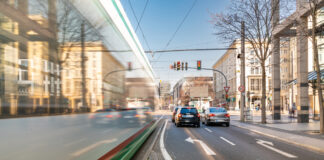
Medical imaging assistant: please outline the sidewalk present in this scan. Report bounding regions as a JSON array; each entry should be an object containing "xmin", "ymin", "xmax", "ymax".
[
  {"xmin": 231, "ymin": 120, "xmax": 324, "ymax": 153},
  {"xmin": 229, "ymin": 110, "xmax": 320, "ymax": 132},
  {"xmin": 229, "ymin": 111, "xmax": 324, "ymax": 153}
]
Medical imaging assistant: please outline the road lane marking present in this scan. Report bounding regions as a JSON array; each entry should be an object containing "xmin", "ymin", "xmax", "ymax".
[
  {"xmin": 160, "ymin": 120, "xmax": 172, "ymax": 160},
  {"xmin": 185, "ymin": 137, "xmax": 216, "ymax": 156},
  {"xmin": 204, "ymin": 128, "xmax": 212, "ymax": 133},
  {"xmin": 256, "ymin": 139, "xmax": 297, "ymax": 158},
  {"xmin": 220, "ymin": 137, "xmax": 236, "ymax": 146},
  {"xmin": 71, "ymin": 138, "xmax": 117, "ymax": 156}
]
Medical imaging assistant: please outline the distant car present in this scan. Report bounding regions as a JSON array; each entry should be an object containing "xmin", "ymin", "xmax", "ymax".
[
  {"xmin": 89, "ymin": 108, "xmax": 121, "ymax": 127},
  {"xmin": 201, "ymin": 107, "xmax": 230, "ymax": 127},
  {"xmin": 172, "ymin": 106, "xmax": 181, "ymax": 123},
  {"xmin": 175, "ymin": 107, "xmax": 200, "ymax": 127}
]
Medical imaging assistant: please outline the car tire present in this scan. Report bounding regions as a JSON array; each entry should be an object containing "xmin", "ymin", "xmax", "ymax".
[
  {"xmin": 225, "ymin": 122, "xmax": 230, "ymax": 127},
  {"xmin": 176, "ymin": 123, "xmax": 180, "ymax": 127},
  {"xmin": 197, "ymin": 123, "xmax": 200, "ymax": 128}
]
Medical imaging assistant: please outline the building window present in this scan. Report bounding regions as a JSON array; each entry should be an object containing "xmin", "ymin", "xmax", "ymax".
[{"xmin": 250, "ymin": 79, "xmax": 261, "ymax": 91}]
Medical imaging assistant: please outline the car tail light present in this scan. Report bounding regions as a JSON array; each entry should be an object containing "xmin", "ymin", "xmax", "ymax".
[
  {"xmin": 208, "ymin": 113, "xmax": 215, "ymax": 117},
  {"xmin": 225, "ymin": 113, "xmax": 230, "ymax": 118},
  {"xmin": 105, "ymin": 115, "xmax": 113, "ymax": 118},
  {"xmin": 197, "ymin": 114, "xmax": 200, "ymax": 118},
  {"xmin": 178, "ymin": 114, "xmax": 182, "ymax": 117}
]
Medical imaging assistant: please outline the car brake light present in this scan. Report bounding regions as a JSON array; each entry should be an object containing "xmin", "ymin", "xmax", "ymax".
[
  {"xmin": 197, "ymin": 114, "xmax": 200, "ymax": 118},
  {"xmin": 178, "ymin": 114, "xmax": 182, "ymax": 117},
  {"xmin": 209, "ymin": 113, "xmax": 215, "ymax": 117},
  {"xmin": 105, "ymin": 115, "xmax": 113, "ymax": 118},
  {"xmin": 225, "ymin": 113, "xmax": 230, "ymax": 118}
]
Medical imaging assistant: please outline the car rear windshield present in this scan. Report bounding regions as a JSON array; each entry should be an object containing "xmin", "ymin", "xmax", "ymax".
[
  {"xmin": 180, "ymin": 108, "xmax": 198, "ymax": 114},
  {"xmin": 210, "ymin": 108, "xmax": 227, "ymax": 112}
]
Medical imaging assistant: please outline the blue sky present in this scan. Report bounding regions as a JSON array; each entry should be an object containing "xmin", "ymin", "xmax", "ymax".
[{"xmin": 120, "ymin": 0, "xmax": 231, "ymax": 87}]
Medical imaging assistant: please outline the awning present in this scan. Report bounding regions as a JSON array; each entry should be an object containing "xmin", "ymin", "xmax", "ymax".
[{"xmin": 286, "ymin": 70, "xmax": 324, "ymax": 85}]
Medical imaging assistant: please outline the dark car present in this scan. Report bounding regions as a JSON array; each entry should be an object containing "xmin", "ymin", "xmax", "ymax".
[
  {"xmin": 171, "ymin": 106, "xmax": 181, "ymax": 123},
  {"xmin": 201, "ymin": 107, "xmax": 230, "ymax": 127},
  {"xmin": 175, "ymin": 107, "xmax": 200, "ymax": 127}
]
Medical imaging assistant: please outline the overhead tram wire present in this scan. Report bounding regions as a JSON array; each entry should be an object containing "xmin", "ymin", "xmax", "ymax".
[
  {"xmin": 152, "ymin": 0, "xmax": 198, "ymax": 66},
  {"xmin": 76, "ymin": 47, "xmax": 236, "ymax": 53},
  {"xmin": 128, "ymin": 0, "xmax": 153, "ymax": 54},
  {"xmin": 163, "ymin": 0, "xmax": 198, "ymax": 50},
  {"xmin": 135, "ymin": 0, "xmax": 150, "ymax": 32}
]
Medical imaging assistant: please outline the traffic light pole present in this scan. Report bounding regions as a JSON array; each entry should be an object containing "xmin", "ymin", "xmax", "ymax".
[{"xmin": 187, "ymin": 67, "xmax": 228, "ymax": 87}]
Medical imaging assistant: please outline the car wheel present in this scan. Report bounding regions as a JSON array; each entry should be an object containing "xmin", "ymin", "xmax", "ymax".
[
  {"xmin": 225, "ymin": 122, "xmax": 230, "ymax": 127},
  {"xmin": 197, "ymin": 123, "xmax": 200, "ymax": 128},
  {"xmin": 176, "ymin": 123, "xmax": 180, "ymax": 127}
]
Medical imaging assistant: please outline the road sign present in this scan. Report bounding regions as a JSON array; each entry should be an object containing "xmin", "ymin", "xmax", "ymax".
[
  {"xmin": 238, "ymin": 85, "xmax": 245, "ymax": 92},
  {"xmin": 224, "ymin": 86, "xmax": 230, "ymax": 92}
]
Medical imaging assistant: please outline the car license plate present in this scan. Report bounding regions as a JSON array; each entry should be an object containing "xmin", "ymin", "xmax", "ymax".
[
  {"xmin": 216, "ymin": 119, "xmax": 224, "ymax": 122},
  {"xmin": 183, "ymin": 115, "xmax": 193, "ymax": 118}
]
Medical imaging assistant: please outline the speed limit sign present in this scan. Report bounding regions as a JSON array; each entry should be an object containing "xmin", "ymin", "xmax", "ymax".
[{"xmin": 238, "ymin": 85, "xmax": 245, "ymax": 92}]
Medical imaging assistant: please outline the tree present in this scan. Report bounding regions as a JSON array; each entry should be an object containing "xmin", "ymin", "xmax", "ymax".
[
  {"xmin": 210, "ymin": 0, "xmax": 283, "ymax": 123},
  {"xmin": 308, "ymin": 0, "xmax": 324, "ymax": 134}
]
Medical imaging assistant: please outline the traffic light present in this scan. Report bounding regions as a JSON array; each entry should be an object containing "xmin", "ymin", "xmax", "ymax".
[
  {"xmin": 181, "ymin": 62, "xmax": 184, "ymax": 70},
  {"xmin": 127, "ymin": 62, "xmax": 132, "ymax": 71},
  {"xmin": 177, "ymin": 61, "xmax": 180, "ymax": 70},
  {"xmin": 197, "ymin": 60, "xmax": 201, "ymax": 70},
  {"xmin": 185, "ymin": 62, "xmax": 188, "ymax": 70}
]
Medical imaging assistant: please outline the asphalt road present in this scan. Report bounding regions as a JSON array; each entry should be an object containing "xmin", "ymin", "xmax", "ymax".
[
  {"xmin": 148, "ymin": 116, "xmax": 324, "ymax": 160},
  {"xmin": 0, "ymin": 111, "xmax": 154, "ymax": 160}
]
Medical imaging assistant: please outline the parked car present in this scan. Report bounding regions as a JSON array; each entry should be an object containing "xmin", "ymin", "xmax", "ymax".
[
  {"xmin": 172, "ymin": 106, "xmax": 181, "ymax": 123},
  {"xmin": 175, "ymin": 107, "xmax": 200, "ymax": 127},
  {"xmin": 201, "ymin": 107, "xmax": 230, "ymax": 127}
]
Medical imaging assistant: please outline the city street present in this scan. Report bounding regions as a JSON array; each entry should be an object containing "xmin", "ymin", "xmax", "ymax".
[{"xmin": 144, "ymin": 115, "xmax": 324, "ymax": 160}]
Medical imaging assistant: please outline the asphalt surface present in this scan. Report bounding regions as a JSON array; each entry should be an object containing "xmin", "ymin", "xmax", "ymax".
[
  {"xmin": 146, "ymin": 115, "xmax": 324, "ymax": 160},
  {"xmin": 0, "ymin": 111, "xmax": 154, "ymax": 160}
]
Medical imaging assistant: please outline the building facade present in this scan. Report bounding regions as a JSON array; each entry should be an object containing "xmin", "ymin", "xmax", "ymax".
[
  {"xmin": 61, "ymin": 42, "xmax": 125, "ymax": 112},
  {"xmin": 213, "ymin": 40, "xmax": 272, "ymax": 110},
  {"xmin": 173, "ymin": 77, "xmax": 214, "ymax": 111}
]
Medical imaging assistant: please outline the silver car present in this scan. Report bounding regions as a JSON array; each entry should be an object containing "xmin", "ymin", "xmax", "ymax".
[{"xmin": 201, "ymin": 107, "xmax": 230, "ymax": 127}]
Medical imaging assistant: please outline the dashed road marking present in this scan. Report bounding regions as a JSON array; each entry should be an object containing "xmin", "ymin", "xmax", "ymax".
[
  {"xmin": 204, "ymin": 128, "xmax": 212, "ymax": 133},
  {"xmin": 220, "ymin": 137, "xmax": 236, "ymax": 146}
]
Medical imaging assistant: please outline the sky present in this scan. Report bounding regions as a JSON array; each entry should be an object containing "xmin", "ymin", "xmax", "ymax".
[{"xmin": 120, "ymin": 0, "xmax": 231, "ymax": 87}]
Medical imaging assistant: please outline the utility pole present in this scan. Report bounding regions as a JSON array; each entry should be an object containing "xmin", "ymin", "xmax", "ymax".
[
  {"xmin": 81, "ymin": 22, "xmax": 88, "ymax": 111},
  {"xmin": 240, "ymin": 21, "xmax": 246, "ymax": 122}
]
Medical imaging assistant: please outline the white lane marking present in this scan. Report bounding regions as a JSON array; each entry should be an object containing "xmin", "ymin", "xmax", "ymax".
[
  {"xmin": 204, "ymin": 128, "xmax": 212, "ymax": 133},
  {"xmin": 71, "ymin": 138, "xmax": 117, "ymax": 156},
  {"xmin": 160, "ymin": 120, "xmax": 172, "ymax": 160},
  {"xmin": 220, "ymin": 137, "xmax": 236, "ymax": 146},
  {"xmin": 185, "ymin": 137, "xmax": 216, "ymax": 156},
  {"xmin": 256, "ymin": 139, "xmax": 297, "ymax": 158}
]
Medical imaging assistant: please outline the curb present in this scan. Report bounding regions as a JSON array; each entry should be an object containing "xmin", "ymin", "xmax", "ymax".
[
  {"xmin": 232, "ymin": 122, "xmax": 324, "ymax": 154},
  {"xmin": 142, "ymin": 117, "xmax": 164, "ymax": 160}
]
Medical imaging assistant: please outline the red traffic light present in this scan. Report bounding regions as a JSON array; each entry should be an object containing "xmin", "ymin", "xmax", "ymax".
[
  {"xmin": 177, "ymin": 61, "xmax": 180, "ymax": 70},
  {"xmin": 197, "ymin": 60, "xmax": 201, "ymax": 70},
  {"xmin": 127, "ymin": 62, "xmax": 132, "ymax": 71}
]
